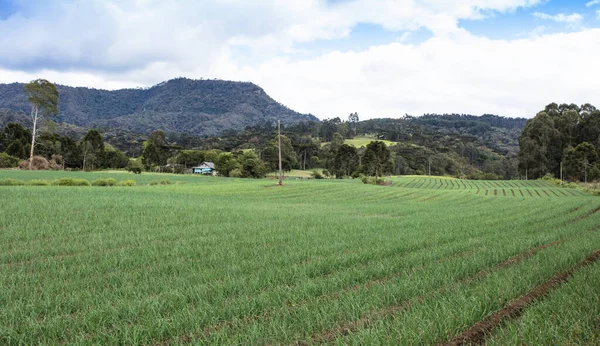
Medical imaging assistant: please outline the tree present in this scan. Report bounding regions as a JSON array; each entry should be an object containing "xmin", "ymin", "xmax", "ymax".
[
  {"xmin": 348, "ymin": 112, "xmax": 359, "ymax": 137},
  {"xmin": 331, "ymin": 144, "xmax": 359, "ymax": 178},
  {"xmin": 262, "ymin": 135, "xmax": 298, "ymax": 172},
  {"xmin": 142, "ymin": 130, "xmax": 171, "ymax": 169},
  {"xmin": 24, "ymin": 79, "xmax": 59, "ymax": 170},
  {"xmin": 565, "ymin": 142, "xmax": 598, "ymax": 182},
  {"xmin": 1, "ymin": 123, "xmax": 32, "ymax": 159},
  {"xmin": 362, "ymin": 141, "xmax": 391, "ymax": 177},
  {"xmin": 80, "ymin": 129, "xmax": 105, "ymax": 170}
]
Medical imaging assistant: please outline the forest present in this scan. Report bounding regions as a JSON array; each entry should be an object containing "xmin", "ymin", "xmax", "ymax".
[{"xmin": 1, "ymin": 79, "xmax": 597, "ymax": 183}]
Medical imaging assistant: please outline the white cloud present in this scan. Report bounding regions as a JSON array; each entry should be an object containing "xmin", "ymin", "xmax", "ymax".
[
  {"xmin": 228, "ymin": 29, "xmax": 600, "ymax": 120},
  {"xmin": 2, "ymin": 0, "xmax": 596, "ymax": 121},
  {"xmin": 597, "ymin": 10, "xmax": 600, "ymax": 20},
  {"xmin": 533, "ymin": 12, "xmax": 583, "ymax": 28},
  {"xmin": 586, "ymin": 0, "xmax": 600, "ymax": 7}
]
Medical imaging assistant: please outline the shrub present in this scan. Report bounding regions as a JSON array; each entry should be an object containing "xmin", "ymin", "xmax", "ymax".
[
  {"xmin": 117, "ymin": 179, "xmax": 136, "ymax": 186},
  {"xmin": 322, "ymin": 169, "xmax": 331, "ymax": 178},
  {"xmin": 360, "ymin": 175, "xmax": 386, "ymax": 185},
  {"xmin": 310, "ymin": 170, "xmax": 324, "ymax": 179},
  {"xmin": 127, "ymin": 159, "xmax": 144, "ymax": 174},
  {"xmin": 91, "ymin": 178, "xmax": 117, "ymax": 186},
  {"xmin": 27, "ymin": 179, "xmax": 51, "ymax": 186},
  {"xmin": 52, "ymin": 178, "xmax": 91, "ymax": 186},
  {"xmin": 0, "ymin": 153, "xmax": 20, "ymax": 168},
  {"xmin": 149, "ymin": 179, "xmax": 171, "ymax": 186},
  {"xmin": 229, "ymin": 168, "xmax": 243, "ymax": 178},
  {"xmin": 0, "ymin": 178, "xmax": 27, "ymax": 186}
]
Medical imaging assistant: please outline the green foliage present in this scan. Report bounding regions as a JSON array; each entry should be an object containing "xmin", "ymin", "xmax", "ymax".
[
  {"xmin": 262, "ymin": 135, "xmax": 298, "ymax": 172},
  {"xmin": 1, "ymin": 123, "xmax": 31, "ymax": 159},
  {"xmin": 126, "ymin": 159, "xmax": 144, "ymax": 174},
  {"xmin": 362, "ymin": 141, "xmax": 392, "ymax": 177},
  {"xmin": 331, "ymin": 144, "xmax": 359, "ymax": 178},
  {"xmin": 24, "ymin": 79, "xmax": 59, "ymax": 117},
  {"xmin": 142, "ymin": 130, "xmax": 171, "ymax": 169},
  {"xmin": 116, "ymin": 179, "xmax": 136, "ymax": 186},
  {"xmin": 360, "ymin": 175, "xmax": 386, "ymax": 185},
  {"xmin": 0, "ymin": 178, "xmax": 26, "ymax": 186},
  {"xmin": 27, "ymin": 179, "xmax": 51, "ymax": 186},
  {"xmin": 149, "ymin": 179, "xmax": 172, "ymax": 186},
  {"xmin": 91, "ymin": 178, "xmax": 117, "ymax": 186},
  {"xmin": 0, "ymin": 152, "xmax": 20, "ymax": 168},
  {"xmin": 52, "ymin": 178, "xmax": 91, "ymax": 186},
  {"xmin": 229, "ymin": 168, "xmax": 243, "ymax": 178},
  {"xmin": 518, "ymin": 103, "xmax": 600, "ymax": 180},
  {"xmin": 310, "ymin": 170, "xmax": 324, "ymax": 179}
]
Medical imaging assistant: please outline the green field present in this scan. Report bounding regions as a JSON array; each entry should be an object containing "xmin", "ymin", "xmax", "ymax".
[
  {"xmin": 1, "ymin": 171, "xmax": 599, "ymax": 344},
  {"xmin": 322, "ymin": 136, "xmax": 396, "ymax": 148}
]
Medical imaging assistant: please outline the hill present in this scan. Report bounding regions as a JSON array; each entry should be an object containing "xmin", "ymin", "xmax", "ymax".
[{"xmin": 0, "ymin": 78, "xmax": 318, "ymax": 136}]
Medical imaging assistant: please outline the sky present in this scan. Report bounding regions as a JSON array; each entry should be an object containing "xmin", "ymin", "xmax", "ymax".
[{"xmin": 0, "ymin": 0, "xmax": 599, "ymax": 120}]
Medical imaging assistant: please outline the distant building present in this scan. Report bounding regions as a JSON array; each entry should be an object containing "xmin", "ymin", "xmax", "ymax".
[{"xmin": 192, "ymin": 162, "xmax": 216, "ymax": 175}]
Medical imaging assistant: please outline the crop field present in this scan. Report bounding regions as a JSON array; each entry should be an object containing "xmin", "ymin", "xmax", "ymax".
[
  {"xmin": 1, "ymin": 171, "xmax": 599, "ymax": 345},
  {"xmin": 390, "ymin": 176, "xmax": 590, "ymax": 197}
]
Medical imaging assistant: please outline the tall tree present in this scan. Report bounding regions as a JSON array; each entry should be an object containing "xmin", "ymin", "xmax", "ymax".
[
  {"xmin": 362, "ymin": 141, "xmax": 391, "ymax": 177},
  {"xmin": 1, "ymin": 123, "xmax": 32, "ymax": 159},
  {"xmin": 142, "ymin": 130, "xmax": 171, "ymax": 169},
  {"xmin": 348, "ymin": 112, "xmax": 359, "ymax": 137},
  {"xmin": 332, "ymin": 144, "xmax": 359, "ymax": 178},
  {"xmin": 24, "ymin": 79, "xmax": 59, "ymax": 170}
]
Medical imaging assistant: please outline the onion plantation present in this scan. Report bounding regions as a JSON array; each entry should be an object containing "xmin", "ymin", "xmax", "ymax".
[{"xmin": 1, "ymin": 172, "xmax": 598, "ymax": 345}]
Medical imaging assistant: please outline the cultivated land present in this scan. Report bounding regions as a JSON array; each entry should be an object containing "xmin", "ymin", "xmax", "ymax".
[{"xmin": 0, "ymin": 172, "xmax": 599, "ymax": 345}]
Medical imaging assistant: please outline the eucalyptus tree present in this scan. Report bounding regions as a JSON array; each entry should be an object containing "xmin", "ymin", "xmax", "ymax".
[{"xmin": 24, "ymin": 79, "xmax": 59, "ymax": 170}]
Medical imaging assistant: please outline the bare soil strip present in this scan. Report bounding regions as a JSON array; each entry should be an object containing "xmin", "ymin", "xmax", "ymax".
[
  {"xmin": 571, "ymin": 205, "xmax": 600, "ymax": 223},
  {"xmin": 295, "ymin": 240, "xmax": 565, "ymax": 345},
  {"xmin": 440, "ymin": 250, "xmax": 600, "ymax": 346}
]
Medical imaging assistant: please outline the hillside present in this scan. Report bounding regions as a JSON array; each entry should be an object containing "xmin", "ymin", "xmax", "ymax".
[{"xmin": 0, "ymin": 78, "xmax": 318, "ymax": 136}]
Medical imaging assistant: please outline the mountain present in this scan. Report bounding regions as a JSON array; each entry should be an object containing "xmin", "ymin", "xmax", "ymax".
[{"xmin": 0, "ymin": 78, "xmax": 318, "ymax": 137}]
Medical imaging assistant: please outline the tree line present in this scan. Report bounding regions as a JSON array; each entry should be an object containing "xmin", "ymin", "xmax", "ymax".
[{"xmin": 518, "ymin": 103, "xmax": 600, "ymax": 181}]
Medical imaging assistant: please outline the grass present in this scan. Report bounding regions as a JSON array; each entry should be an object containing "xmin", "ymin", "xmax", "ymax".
[
  {"xmin": 0, "ymin": 171, "xmax": 598, "ymax": 344},
  {"xmin": 321, "ymin": 136, "xmax": 396, "ymax": 148}
]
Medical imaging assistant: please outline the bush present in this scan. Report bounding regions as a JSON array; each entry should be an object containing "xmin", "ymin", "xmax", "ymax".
[
  {"xmin": 150, "ymin": 179, "xmax": 171, "ymax": 186},
  {"xmin": 91, "ymin": 178, "xmax": 117, "ymax": 186},
  {"xmin": 229, "ymin": 168, "xmax": 243, "ymax": 178},
  {"xmin": 0, "ymin": 153, "xmax": 20, "ymax": 168},
  {"xmin": 322, "ymin": 169, "xmax": 331, "ymax": 178},
  {"xmin": 310, "ymin": 170, "xmax": 324, "ymax": 179},
  {"xmin": 360, "ymin": 175, "xmax": 386, "ymax": 185},
  {"xmin": 52, "ymin": 178, "xmax": 91, "ymax": 186},
  {"xmin": 28, "ymin": 179, "xmax": 51, "ymax": 186},
  {"xmin": 126, "ymin": 159, "xmax": 144, "ymax": 174},
  {"xmin": 0, "ymin": 178, "xmax": 26, "ymax": 186},
  {"xmin": 117, "ymin": 179, "xmax": 136, "ymax": 186}
]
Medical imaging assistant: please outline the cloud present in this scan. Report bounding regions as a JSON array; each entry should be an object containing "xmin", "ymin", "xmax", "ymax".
[
  {"xmin": 2, "ymin": 0, "xmax": 596, "ymax": 121},
  {"xmin": 533, "ymin": 12, "xmax": 583, "ymax": 28},
  {"xmin": 0, "ymin": 0, "xmax": 545, "ymax": 73},
  {"xmin": 586, "ymin": 0, "xmax": 600, "ymax": 7},
  {"xmin": 230, "ymin": 29, "xmax": 600, "ymax": 120},
  {"xmin": 597, "ymin": 10, "xmax": 600, "ymax": 20}
]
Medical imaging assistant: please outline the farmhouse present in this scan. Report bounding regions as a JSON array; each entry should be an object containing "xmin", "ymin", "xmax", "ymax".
[{"xmin": 192, "ymin": 162, "xmax": 216, "ymax": 175}]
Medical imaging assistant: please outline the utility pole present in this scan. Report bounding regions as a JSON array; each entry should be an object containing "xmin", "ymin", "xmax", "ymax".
[
  {"xmin": 278, "ymin": 120, "xmax": 283, "ymax": 186},
  {"xmin": 560, "ymin": 161, "xmax": 563, "ymax": 181},
  {"xmin": 428, "ymin": 157, "xmax": 432, "ymax": 176}
]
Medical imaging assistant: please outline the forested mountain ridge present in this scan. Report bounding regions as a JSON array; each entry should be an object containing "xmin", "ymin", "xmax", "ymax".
[{"xmin": 0, "ymin": 78, "xmax": 318, "ymax": 136}]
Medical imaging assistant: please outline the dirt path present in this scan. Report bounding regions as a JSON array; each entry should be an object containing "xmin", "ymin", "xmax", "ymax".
[{"xmin": 440, "ymin": 251, "xmax": 600, "ymax": 346}]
